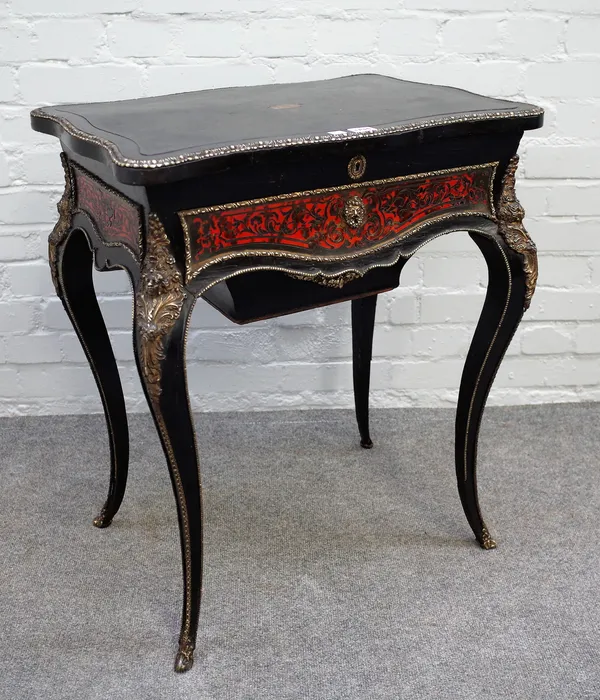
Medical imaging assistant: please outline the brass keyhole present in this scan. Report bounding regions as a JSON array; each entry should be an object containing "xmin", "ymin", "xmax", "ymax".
[{"xmin": 348, "ymin": 155, "xmax": 367, "ymax": 180}]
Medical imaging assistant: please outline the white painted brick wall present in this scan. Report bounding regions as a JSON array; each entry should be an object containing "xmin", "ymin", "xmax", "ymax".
[{"xmin": 0, "ymin": 1, "xmax": 599, "ymax": 417}]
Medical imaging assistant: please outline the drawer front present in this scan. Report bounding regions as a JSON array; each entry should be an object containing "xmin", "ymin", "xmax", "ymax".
[{"xmin": 179, "ymin": 162, "xmax": 497, "ymax": 283}]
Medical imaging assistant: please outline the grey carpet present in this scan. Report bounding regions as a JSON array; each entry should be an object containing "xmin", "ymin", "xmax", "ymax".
[{"xmin": 1, "ymin": 404, "xmax": 599, "ymax": 700}]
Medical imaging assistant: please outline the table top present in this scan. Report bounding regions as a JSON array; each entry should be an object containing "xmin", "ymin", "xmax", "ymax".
[{"xmin": 31, "ymin": 74, "xmax": 543, "ymax": 184}]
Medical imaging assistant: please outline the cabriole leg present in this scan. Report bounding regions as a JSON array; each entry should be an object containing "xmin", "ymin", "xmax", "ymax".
[
  {"xmin": 133, "ymin": 214, "xmax": 202, "ymax": 673},
  {"xmin": 351, "ymin": 294, "xmax": 378, "ymax": 448},
  {"xmin": 52, "ymin": 226, "xmax": 130, "ymax": 529},
  {"xmin": 456, "ymin": 157, "xmax": 538, "ymax": 549}
]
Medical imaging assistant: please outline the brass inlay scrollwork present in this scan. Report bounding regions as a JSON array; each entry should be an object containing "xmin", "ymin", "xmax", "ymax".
[
  {"xmin": 181, "ymin": 161, "xmax": 498, "ymax": 284},
  {"xmin": 71, "ymin": 161, "xmax": 143, "ymax": 261},
  {"xmin": 136, "ymin": 214, "xmax": 185, "ymax": 401},
  {"xmin": 498, "ymin": 156, "xmax": 538, "ymax": 310},
  {"xmin": 48, "ymin": 152, "xmax": 75, "ymax": 295}
]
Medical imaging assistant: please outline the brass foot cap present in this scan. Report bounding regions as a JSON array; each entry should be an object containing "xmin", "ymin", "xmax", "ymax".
[
  {"xmin": 93, "ymin": 509, "xmax": 113, "ymax": 529},
  {"xmin": 478, "ymin": 528, "xmax": 497, "ymax": 550},
  {"xmin": 360, "ymin": 439, "xmax": 374, "ymax": 449},
  {"xmin": 174, "ymin": 644, "xmax": 195, "ymax": 673}
]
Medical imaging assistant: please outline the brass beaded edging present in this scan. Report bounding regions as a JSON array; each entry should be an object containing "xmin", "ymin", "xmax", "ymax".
[
  {"xmin": 180, "ymin": 161, "xmax": 499, "ymax": 285},
  {"xmin": 31, "ymin": 106, "xmax": 543, "ymax": 171}
]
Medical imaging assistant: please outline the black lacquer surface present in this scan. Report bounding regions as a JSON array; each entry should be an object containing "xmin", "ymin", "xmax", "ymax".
[{"xmin": 31, "ymin": 74, "xmax": 542, "ymax": 184}]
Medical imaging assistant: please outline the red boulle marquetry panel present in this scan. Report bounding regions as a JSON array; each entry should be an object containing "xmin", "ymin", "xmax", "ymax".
[
  {"xmin": 180, "ymin": 163, "xmax": 496, "ymax": 281},
  {"xmin": 73, "ymin": 166, "xmax": 142, "ymax": 259}
]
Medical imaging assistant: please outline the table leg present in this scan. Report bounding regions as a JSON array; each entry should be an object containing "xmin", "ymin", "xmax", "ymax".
[
  {"xmin": 351, "ymin": 294, "xmax": 378, "ymax": 448},
  {"xmin": 133, "ymin": 214, "xmax": 202, "ymax": 673},
  {"xmin": 52, "ymin": 227, "xmax": 130, "ymax": 528},
  {"xmin": 455, "ymin": 229, "xmax": 534, "ymax": 549}
]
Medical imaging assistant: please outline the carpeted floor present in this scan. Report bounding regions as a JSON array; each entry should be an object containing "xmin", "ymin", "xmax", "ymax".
[{"xmin": 1, "ymin": 404, "xmax": 599, "ymax": 699}]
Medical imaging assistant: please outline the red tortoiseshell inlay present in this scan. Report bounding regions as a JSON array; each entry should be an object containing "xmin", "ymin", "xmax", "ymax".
[
  {"xmin": 181, "ymin": 164, "xmax": 495, "ymax": 281},
  {"xmin": 73, "ymin": 166, "xmax": 141, "ymax": 259}
]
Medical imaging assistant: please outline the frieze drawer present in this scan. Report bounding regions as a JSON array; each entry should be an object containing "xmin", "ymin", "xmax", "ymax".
[{"xmin": 179, "ymin": 162, "xmax": 497, "ymax": 283}]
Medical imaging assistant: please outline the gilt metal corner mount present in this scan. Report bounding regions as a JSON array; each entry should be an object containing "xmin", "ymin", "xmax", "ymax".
[
  {"xmin": 498, "ymin": 156, "xmax": 538, "ymax": 310},
  {"xmin": 48, "ymin": 153, "xmax": 75, "ymax": 295},
  {"xmin": 135, "ymin": 213, "xmax": 185, "ymax": 402}
]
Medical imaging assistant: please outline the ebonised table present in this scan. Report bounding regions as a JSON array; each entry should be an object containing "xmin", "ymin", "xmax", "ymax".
[{"xmin": 31, "ymin": 74, "xmax": 543, "ymax": 672}]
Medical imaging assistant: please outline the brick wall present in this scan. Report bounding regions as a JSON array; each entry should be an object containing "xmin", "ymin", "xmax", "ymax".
[{"xmin": 0, "ymin": 1, "xmax": 599, "ymax": 415}]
